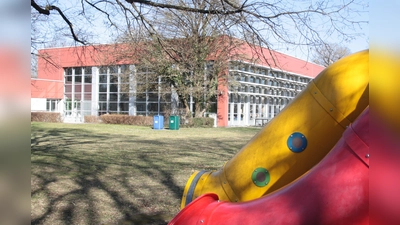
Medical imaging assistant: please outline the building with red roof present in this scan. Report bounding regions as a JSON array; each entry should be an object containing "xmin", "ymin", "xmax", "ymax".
[{"xmin": 31, "ymin": 40, "xmax": 325, "ymax": 127}]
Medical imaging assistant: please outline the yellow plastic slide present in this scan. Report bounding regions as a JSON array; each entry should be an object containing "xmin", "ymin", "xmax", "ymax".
[{"xmin": 181, "ymin": 50, "xmax": 369, "ymax": 208}]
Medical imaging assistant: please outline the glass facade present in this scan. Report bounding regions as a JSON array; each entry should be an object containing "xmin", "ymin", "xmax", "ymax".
[
  {"xmin": 64, "ymin": 67, "xmax": 92, "ymax": 122},
  {"xmin": 97, "ymin": 65, "xmax": 131, "ymax": 115},
  {"xmin": 46, "ymin": 99, "xmax": 61, "ymax": 112},
  {"xmin": 63, "ymin": 65, "xmax": 180, "ymax": 122},
  {"xmin": 61, "ymin": 61, "xmax": 313, "ymax": 125},
  {"xmin": 227, "ymin": 61, "xmax": 311, "ymax": 126}
]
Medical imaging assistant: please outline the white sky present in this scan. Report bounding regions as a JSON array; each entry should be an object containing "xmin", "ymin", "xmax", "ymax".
[
  {"xmin": 26, "ymin": 0, "xmax": 372, "ymax": 60},
  {"xmin": 0, "ymin": 1, "xmax": 30, "ymax": 49},
  {"xmin": 370, "ymin": 0, "xmax": 400, "ymax": 50}
]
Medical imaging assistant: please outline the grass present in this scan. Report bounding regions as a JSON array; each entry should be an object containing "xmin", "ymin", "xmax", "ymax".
[{"xmin": 31, "ymin": 122, "xmax": 260, "ymax": 225}]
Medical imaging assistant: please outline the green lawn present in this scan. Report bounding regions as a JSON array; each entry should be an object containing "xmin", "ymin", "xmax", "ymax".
[{"xmin": 31, "ymin": 122, "xmax": 260, "ymax": 225}]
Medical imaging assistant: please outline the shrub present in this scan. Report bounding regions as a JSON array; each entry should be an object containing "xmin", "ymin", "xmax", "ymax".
[
  {"xmin": 100, "ymin": 114, "xmax": 153, "ymax": 126},
  {"xmin": 31, "ymin": 112, "xmax": 62, "ymax": 123},
  {"xmin": 84, "ymin": 115, "xmax": 100, "ymax": 123},
  {"xmin": 192, "ymin": 117, "xmax": 215, "ymax": 128}
]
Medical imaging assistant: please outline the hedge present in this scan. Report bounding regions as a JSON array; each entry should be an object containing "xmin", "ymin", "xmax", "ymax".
[
  {"xmin": 84, "ymin": 115, "xmax": 101, "ymax": 123},
  {"xmin": 31, "ymin": 112, "xmax": 62, "ymax": 123},
  {"xmin": 190, "ymin": 117, "xmax": 215, "ymax": 128},
  {"xmin": 100, "ymin": 114, "xmax": 153, "ymax": 126}
]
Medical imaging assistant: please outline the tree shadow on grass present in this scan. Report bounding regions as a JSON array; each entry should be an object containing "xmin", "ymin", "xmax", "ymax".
[{"xmin": 31, "ymin": 125, "xmax": 250, "ymax": 225}]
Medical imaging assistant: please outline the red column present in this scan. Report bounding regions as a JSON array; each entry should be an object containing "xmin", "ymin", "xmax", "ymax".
[{"xmin": 217, "ymin": 73, "xmax": 229, "ymax": 127}]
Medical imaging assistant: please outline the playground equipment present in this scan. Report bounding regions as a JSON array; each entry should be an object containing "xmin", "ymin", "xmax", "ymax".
[
  {"xmin": 370, "ymin": 49, "xmax": 400, "ymax": 225},
  {"xmin": 169, "ymin": 107, "xmax": 369, "ymax": 225},
  {"xmin": 181, "ymin": 50, "xmax": 369, "ymax": 208}
]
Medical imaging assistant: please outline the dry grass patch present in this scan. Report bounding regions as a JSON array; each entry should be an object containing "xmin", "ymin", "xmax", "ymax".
[{"xmin": 31, "ymin": 122, "xmax": 260, "ymax": 225}]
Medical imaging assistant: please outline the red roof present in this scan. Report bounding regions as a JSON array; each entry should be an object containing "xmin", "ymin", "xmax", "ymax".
[
  {"xmin": 37, "ymin": 38, "xmax": 324, "ymax": 79},
  {"xmin": 228, "ymin": 39, "xmax": 324, "ymax": 78}
]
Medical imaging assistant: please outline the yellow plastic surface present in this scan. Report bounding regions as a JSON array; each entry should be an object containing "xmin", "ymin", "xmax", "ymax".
[
  {"xmin": 371, "ymin": 48, "xmax": 400, "ymax": 133},
  {"xmin": 181, "ymin": 50, "xmax": 369, "ymax": 208}
]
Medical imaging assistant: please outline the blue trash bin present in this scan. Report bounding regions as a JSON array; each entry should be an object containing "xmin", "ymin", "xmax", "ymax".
[{"xmin": 153, "ymin": 115, "xmax": 164, "ymax": 130}]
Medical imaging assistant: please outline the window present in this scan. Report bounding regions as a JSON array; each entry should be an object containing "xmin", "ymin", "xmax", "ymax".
[
  {"xmin": 109, "ymin": 66, "xmax": 118, "ymax": 74},
  {"xmin": 75, "ymin": 75, "xmax": 82, "ymax": 83},
  {"xmin": 110, "ymin": 75, "xmax": 118, "ymax": 84},
  {"xmin": 84, "ymin": 67, "xmax": 92, "ymax": 75},
  {"xmin": 120, "ymin": 65, "xmax": 130, "ymax": 73},
  {"xmin": 99, "ymin": 84, "xmax": 107, "ymax": 93},
  {"xmin": 120, "ymin": 93, "xmax": 129, "ymax": 101},
  {"xmin": 84, "ymin": 75, "xmax": 92, "ymax": 83},
  {"xmin": 74, "ymin": 67, "xmax": 82, "ymax": 83},
  {"xmin": 65, "ymin": 68, "xmax": 73, "ymax": 75},
  {"xmin": 110, "ymin": 93, "xmax": 118, "ymax": 101},
  {"xmin": 99, "ymin": 67, "xmax": 107, "ymax": 75},
  {"xmin": 65, "ymin": 76, "xmax": 72, "ymax": 82},
  {"xmin": 46, "ymin": 99, "xmax": 61, "ymax": 112},
  {"xmin": 110, "ymin": 84, "xmax": 118, "ymax": 92}
]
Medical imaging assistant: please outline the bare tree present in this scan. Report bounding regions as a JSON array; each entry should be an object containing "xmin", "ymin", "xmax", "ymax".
[
  {"xmin": 31, "ymin": 0, "xmax": 367, "ymax": 117},
  {"xmin": 115, "ymin": 1, "xmax": 243, "ymax": 118},
  {"xmin": 312, "ymin": 43, "xmax": 352, "ymax": 67},
  {"xmin": 31, "ymin": 0, "xmax": 368, "ymax": 56}
]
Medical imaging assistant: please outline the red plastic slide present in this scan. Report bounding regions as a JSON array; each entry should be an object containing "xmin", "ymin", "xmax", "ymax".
[{"xmin": 169, "ymin": 108, "xmax": 369, "ymax": 225}]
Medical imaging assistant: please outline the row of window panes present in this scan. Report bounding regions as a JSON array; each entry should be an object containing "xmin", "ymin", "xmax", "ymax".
[
  {"xmin": 229, "ymin": 95, "xmax": 292, "ymax": 104},
  {"xmin": 65, "ymin": 93, "xmax": 92, "ymax": 100},
  {"xmin": 99, "ymin": 74, "xmax": 130, "ymax": 84},
  {"xmin": 65, "ymin": 67, "xmax": 92, "ymax": 83},
  {"xmin": 232, "ymin": 86, "xmax": 300, "ymax": 96},
  {"xmin": 98, "ymin": 102, "xmax": 129, "ymax": 114},
  {"xmin": 234, "ymin": 74, "xmax": 310, "ymax": 85},
  {"xmin": 234, "ymin": 84, "xmax": 303, "ymax": 91},
  {"xmin": 99, "ymin": 65, "xmax": 131, "ymax": 75},
  {"xmin": 65, "ymin": 75, "xmax": 92, "ymax": 83},
  {"xmin": 65, "ymin": 84, "xmax": 91, "ymax": 92},
  {"xmin": 136, "ymin": 103, "xmax": 171, "ymax": 112},
  {"xmin": 65, "ymin": 67, "xmax": 92, "ymax": 75},
  {"xmin": 230, "ymin": 63, "xmax": 298, "ymax": 80},
  {"xmin": 99, "ymin": 84, "xmax": 131, "ymax": 93},
  {"xmin": 65, "ymin": 66, "xmax": 132, "ymax": 83},
  {"xmin": 46, "ymin": 99, "xmax": 61, "ymax": 112},
  {"xmin": 97, "ymin": 93, "xmax": 171, "ymax": 101},
  {"xmin": 229, "ymin": 63, "xmax": 268, "ymax": 75},
  {"xmin": 64, "ymin": 100, "xmax": 91, "ymax": 110},
  {"xmin": 99, "ymin": 83, "xmax": 165, "ymax": 93},
  {"xmin": 99, "ymin": 93, "xmax": 129, "ymax": 101},
  {"xmin": 99, "ymin": 84, "xmax": 118, "ymax": 92}
]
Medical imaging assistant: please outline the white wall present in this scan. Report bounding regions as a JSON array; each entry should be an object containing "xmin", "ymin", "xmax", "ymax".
[{"xmin": 31, "ymin": 98, "xmax": 46, "ymax": 111}]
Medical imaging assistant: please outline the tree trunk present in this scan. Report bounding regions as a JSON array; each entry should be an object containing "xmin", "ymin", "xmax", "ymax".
[
  {"xmin": 194, "ymin": 102, "xmax": 206, "ymax": 118},
  {"xmin": 179, "ymin": 95, "xmax": 193, "ymax": 122}
]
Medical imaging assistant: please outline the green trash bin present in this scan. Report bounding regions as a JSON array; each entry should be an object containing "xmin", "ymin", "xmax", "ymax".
[{"xmin": 169, "ymin": 115, "xmax": 180, "ymax": 130}]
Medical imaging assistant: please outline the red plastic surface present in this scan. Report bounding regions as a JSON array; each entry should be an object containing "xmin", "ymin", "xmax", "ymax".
[
  {"xmin": 370, "ymin": 111, "xmax": 400, "ymax": 225},
  {"xmin": 170, "ymin": 108, "xmax": 370, "ymax": 225}
]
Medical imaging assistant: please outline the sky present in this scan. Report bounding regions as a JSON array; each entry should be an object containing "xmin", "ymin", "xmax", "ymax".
[
  {"xmin": 4, "ymin": 0, "xmax": 399, "ymax": 60},
  {"xmin": 0, "ymin": 1, "xmax": 30, "ymax": 50},
  {"xmin": 370, "ymin": 0, "xmax": 400, "ymax": 50},
  {"xmin": 27, "ymin": 0, "xmax": 371, "ymax": 62}
]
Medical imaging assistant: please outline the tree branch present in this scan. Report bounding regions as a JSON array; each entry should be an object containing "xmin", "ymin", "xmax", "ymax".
[
  {"xmin": 125, "ymin": 0, "xmax": 244, "ymax": 14},
  {"xmin": 31, "ymin": 0, "xmax": 86, "ymax": 45}
]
